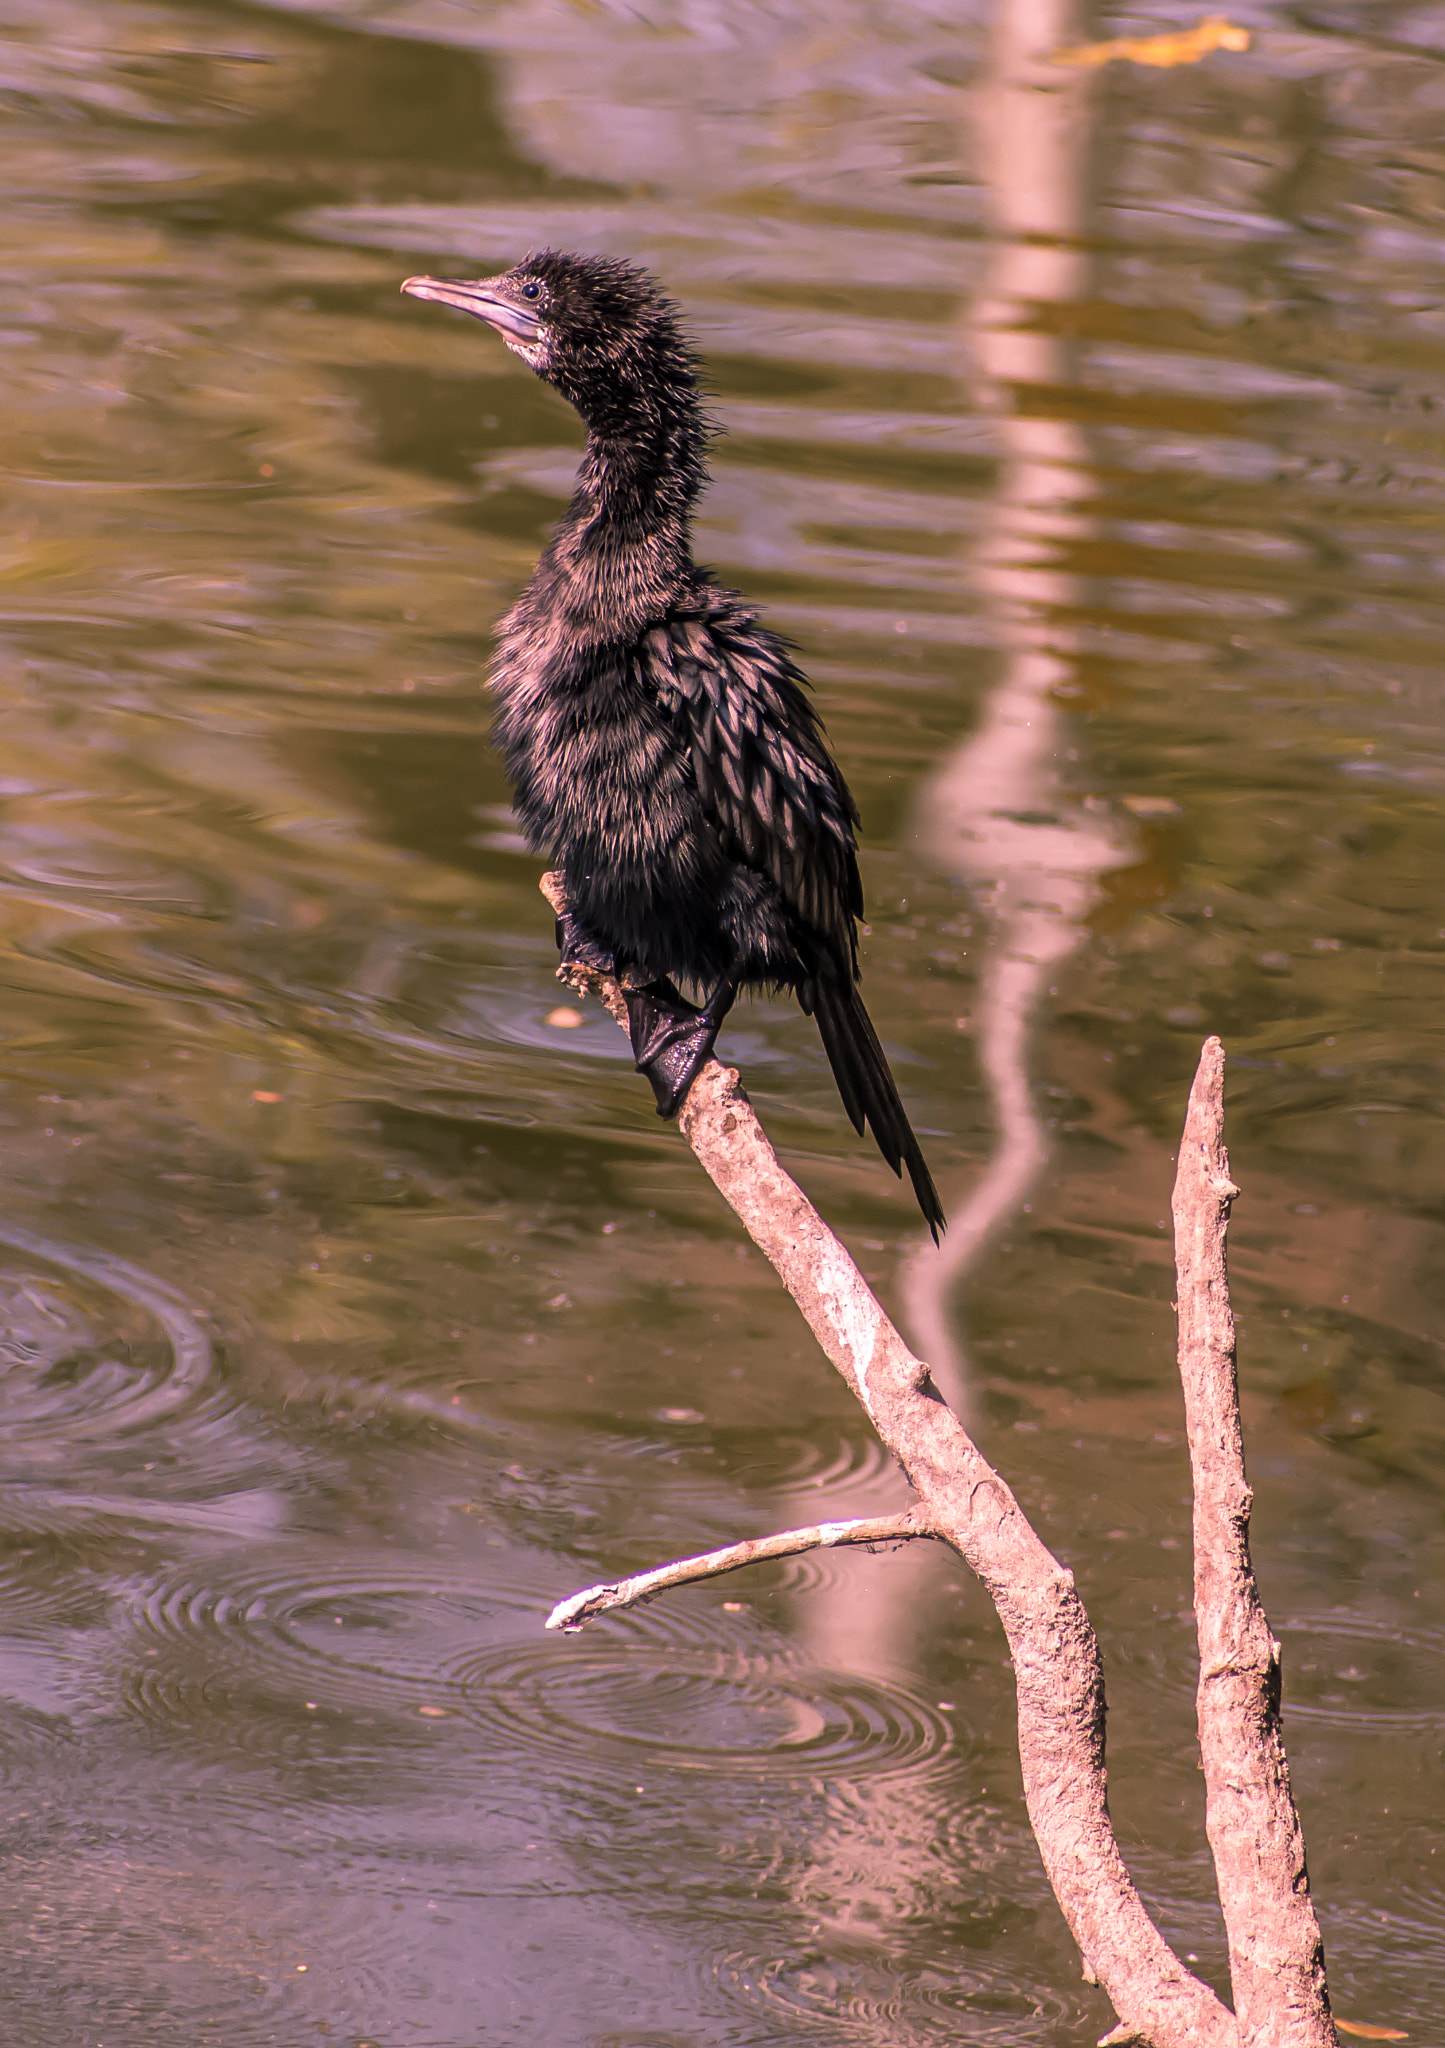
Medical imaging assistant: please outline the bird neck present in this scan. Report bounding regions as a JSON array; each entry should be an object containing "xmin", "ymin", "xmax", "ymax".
[{"xmin": 540, "ymin": 400, "xmax": 708, "ymax": 640}]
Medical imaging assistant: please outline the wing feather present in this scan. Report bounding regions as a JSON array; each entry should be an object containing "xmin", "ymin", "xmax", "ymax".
[{"xmin": 648, "ymin": 602, "xmax": 863, "ymax": 963}]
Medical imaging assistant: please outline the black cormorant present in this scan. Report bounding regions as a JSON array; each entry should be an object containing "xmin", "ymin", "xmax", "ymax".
[{"xmin": 402, "ymin": 251, "xmax": 944, "ymax": 1239}]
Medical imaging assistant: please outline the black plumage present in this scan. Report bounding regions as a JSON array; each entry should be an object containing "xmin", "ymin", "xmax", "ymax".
[{"xmin": 402, "ymin": 251, "xmax": 944, "ymax": 1239}]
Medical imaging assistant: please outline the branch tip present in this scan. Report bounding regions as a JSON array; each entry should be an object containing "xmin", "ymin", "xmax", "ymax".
[
  {"xmin": 1173, "ymin": 1038, "xmax": 1334, "ymax": 2044},
  {"xmin": 547, "ymin": 1513, "xmax": 930, "ymax": 1632}
]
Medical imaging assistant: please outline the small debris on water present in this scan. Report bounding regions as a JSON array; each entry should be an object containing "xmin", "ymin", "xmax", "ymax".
[
  {"xmin": 1053, "ymin": 17, "xmax": 1249, "ymax": 68},
  {"xmin": 546, "ymin": 1007, "xmax": 584, "ymax": 1028}
]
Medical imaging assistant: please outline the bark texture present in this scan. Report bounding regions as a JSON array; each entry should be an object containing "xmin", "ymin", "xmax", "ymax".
[
  {"xmin": 543, "ymin": 872, "xmax": 1236, "ymax": 2048},
  {"xmin": 547, "ymin": 1511, "xmax": 929, "ymax": 1631},
  {"xmin": 1172, "ymin": 1040, "xmax": 1337, "ymax": 2048}
]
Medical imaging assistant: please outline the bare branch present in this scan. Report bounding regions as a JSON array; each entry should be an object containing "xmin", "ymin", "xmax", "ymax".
[
  {"xmin": 547, "ymin": 1511, "xmax": 931, "ymax": 1632},
  {"xmin": 539, "ymin": 871, "xmax": 1237, "ymax": 2048},
  {"xmin": 1173, "ymin": 1039, "xmax": 1337, "ymax": 2048}
]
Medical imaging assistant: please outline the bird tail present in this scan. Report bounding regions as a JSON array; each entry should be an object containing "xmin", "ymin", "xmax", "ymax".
[{"xmin": 810, "ymin": 977, "xmax": 945, "ymax": 1243}]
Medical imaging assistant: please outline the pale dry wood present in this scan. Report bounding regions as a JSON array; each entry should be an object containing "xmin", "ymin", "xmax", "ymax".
[
  {"xmin": 541, "ymin": 872, "xmax": 1236, "ymax": 2048},
  {"xmin": 546, "ymin": 1511, "xmax": 930, "ymax": 1631},
  {"xmin": 1172, "ymin": 1040, "xmax": 1338, "ymax": 2048}
]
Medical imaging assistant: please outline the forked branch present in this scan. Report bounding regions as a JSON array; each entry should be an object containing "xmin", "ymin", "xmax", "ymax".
[{"xmin": 541, "ymin": 874, "xmax": 1334, "ymax": 2048}]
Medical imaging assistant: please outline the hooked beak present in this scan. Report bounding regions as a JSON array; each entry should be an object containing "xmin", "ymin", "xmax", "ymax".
[{"xmin": 401, "ymin": 275, "xmax": 542, "ymax": 344}]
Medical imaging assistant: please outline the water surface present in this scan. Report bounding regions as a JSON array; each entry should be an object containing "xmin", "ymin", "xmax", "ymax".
[{"xmin": 1, "ymin": 0, "xmax": 1442, "ymax": 2041}]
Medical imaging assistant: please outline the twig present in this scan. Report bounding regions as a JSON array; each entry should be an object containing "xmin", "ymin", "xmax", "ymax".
[
  {"xmin": 539, "ymin": 872, "xmax": 1236, "ymax": 2048},
  {"xmin": 1172, "ymin": 1039, "xmax": 1337, "ymax": 2048},
  {"xmin": 546, "ymin": 1511, "xmax": 930, "ymax": 1631}
]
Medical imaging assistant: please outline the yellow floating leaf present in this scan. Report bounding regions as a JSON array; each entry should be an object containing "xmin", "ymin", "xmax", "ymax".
[
  {"xmin": 1053, "ymin": 15, "xmax": 1250, "ymax": 68},
  {"xmin": 1337, "ymin": 2025, "xmax": 1409, "ymax": 2042}
]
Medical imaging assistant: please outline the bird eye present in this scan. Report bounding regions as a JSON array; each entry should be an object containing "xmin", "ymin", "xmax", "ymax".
[{"xmin": 520, "ymin": 281, "xmax": 541, "ymax": 301}]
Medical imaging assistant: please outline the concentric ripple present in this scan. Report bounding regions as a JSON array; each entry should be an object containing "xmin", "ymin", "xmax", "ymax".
[
  {"xmin": 448, "ymin": 1630, "xmax": 955, "ymax": 1787},
  {"xmin": 1279, "ymin": 1609, "xmax": 1445, "ymax": 1737},
  {"xmin": 0, "ymin": 1221, "xmax": 212, "ymax": 1444},
  {"xmin": 1110, "ymin": 1601, "xmax": 1445, "ymax": 1794},
  {"xmin": 721, "ymin": 1427, "xmax": 899, "ymax": 1496},
  {"xmin": 710, "ymin": 1938, "xmax": 1076, "ymax": 2040},
  {"xmin": 118, "ymin": 1549, "xmax": 547, "ymax": 1737},
  {"xmin": 0, "ymin": 1832, "xmax": 405, "ymax": 2048}
]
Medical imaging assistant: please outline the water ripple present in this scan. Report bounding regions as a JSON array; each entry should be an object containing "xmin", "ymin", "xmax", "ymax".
[
  {"xmin": 1281, "ymin": 1608, "xmax": 1445, "ymax": 1738},
  {"xmin": 116, "ymin": 1549, "xmax": 534, "ymax": 1741},
  {"xmin": 449, "ymin": 1628, "xmax": 955, "ymax": 1789},
  {"xmin": 710, "ymin": 1937, "xmax": 1076, "ymax": 2041},
  {"xmin": 1113, "ymin": 1603, "xmax": 1445, "ymax": 1762},
  {"xmin": 0, "ymin": 1221, "xmax": 213, "ymax": 1443}
]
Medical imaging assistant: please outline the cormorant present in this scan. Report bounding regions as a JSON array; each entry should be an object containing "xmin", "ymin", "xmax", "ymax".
[{"xmin": 402, "ymin": 251, "xmax": 944, "ymax": 1239}]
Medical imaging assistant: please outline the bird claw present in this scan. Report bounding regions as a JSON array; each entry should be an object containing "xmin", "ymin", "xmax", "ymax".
[
  {"xmin": 622, "ymin": 982, "xmax": 720, "ymax": 1117},
  {"xmin": 554, "ymin": 909, "xmax": 616, "ymax": 978}
]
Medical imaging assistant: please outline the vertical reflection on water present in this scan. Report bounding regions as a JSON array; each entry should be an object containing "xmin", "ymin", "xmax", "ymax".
[
  {"xmin": 775, "ymin": 0, "xmax": 1117, "ymax": 1970},
  {"xmin": 904, "ymin": 0, "xmax": 1128, "ymax": 1415}
]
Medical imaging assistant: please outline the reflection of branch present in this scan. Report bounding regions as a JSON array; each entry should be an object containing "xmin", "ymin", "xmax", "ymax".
[
  {"xmin": 547, "ymin": 1511, "xmax": 929, "ymax": 1632},
  {"xmin": 905, "ymin": 2, "xmax": 1126, "ymax": 1411},
  {"xmin": 1173, "ymin": 1041, "xmax": 1337, "ymax": 2047},
  {"xmin": 539, "ymin": 871, "xmax": 1237, "ymax": 2048}
]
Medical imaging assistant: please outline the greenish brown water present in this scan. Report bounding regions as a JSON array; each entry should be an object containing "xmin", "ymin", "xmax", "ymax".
[{"xmin": 1, "ymin": 0, "xmax": 1442, "ymax": 2040}]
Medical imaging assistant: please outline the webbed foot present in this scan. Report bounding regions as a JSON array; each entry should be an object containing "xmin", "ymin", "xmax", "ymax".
[{"xmin": 623, "ymin": 970, "xmax": 740, "ymax": 1118}]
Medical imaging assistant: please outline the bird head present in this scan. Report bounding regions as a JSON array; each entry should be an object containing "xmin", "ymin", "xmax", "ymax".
[{"xmin": 401, "ymin": 250, "xmax": 701, "ymax": 447}]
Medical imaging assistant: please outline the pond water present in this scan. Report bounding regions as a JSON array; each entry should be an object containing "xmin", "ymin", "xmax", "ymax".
[{"xmin": 1, "ymin": 0, "xmax": 1442, "ymax": 2040}]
